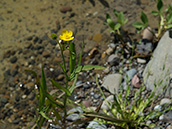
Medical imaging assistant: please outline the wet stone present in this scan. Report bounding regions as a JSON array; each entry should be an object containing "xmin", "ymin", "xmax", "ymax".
[{"xmin": 10, "ymin": 56, "xmax": 17, "ymax": 63}]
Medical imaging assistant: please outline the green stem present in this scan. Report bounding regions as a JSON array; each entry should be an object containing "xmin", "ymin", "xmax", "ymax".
[{"xmin": 59, "ymin": 42, "xmax": 66, "ymax": 71}]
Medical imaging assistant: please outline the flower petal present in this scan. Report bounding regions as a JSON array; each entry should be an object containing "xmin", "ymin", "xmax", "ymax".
[
  {"xmin": 68, "ymin": 30, "xmax": 73, "ymax": 36},
  {"xmin": 61, "ymin": 29, "xmax": 68, "ymax": 35}
]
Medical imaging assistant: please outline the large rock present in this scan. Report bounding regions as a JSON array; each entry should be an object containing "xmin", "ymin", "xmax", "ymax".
[
  {"xmin": 101, "ymin": 74, "xmax": 122, "ymax": 94},
  {"xmin": 143, "ymin": 31, "xmax": 172, "ymax": 97}
]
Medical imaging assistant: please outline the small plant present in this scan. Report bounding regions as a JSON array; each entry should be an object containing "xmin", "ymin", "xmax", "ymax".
[
  {"xmin": 105, "ymin": 9, "xmax": 128, "ymax": 44},
  {"xmin": 133, "ymin": 0, "xmax": 172, "ymax": 40},
  {"xmin": 26, "ymin": 30, "xmax": 105, "ymax": 129},
  {"xmin": 79, "ymin": 75, "xmax": 172, "ymax": 129}
]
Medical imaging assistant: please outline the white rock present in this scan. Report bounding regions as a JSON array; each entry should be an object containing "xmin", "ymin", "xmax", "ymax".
[
  {"xmin": 102, "ymin": 74, "xmax": 122, "ymax": 94},
  {"xmin": 137, "ymin": 58, "xmax": 146, "ymax": 64},
  {"xmin": 142, "ymin": 27, "xmax": 154, "ymax": 41},
  {"xmin": 160, "ymin": 98, "xmax": 171, "ymax": 105},
  {"xmin": 154, "ymin": 105, "xmax": 162, "ymax": 111}
]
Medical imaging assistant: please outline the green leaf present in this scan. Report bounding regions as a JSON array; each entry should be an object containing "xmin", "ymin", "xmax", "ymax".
[
  {"xmin": 58, "ymin": 62, "xmax": 69, "ymax": 81},
  {"xmin": 152, "ymin": 11, "xmax": 159, "ymax": 16},
  {"xmin": 114, "ymin": 23, "xmax": 121, "ymax": 30},
  {"xmin": 45, "ymin": 92, "xmax": 64, "ymax": 108},
  {"xmin": 124, "ymin": 18, "xmax": 128, "ymax": 24},
  {"xmin": 106, "ymin": 15, "xmax": 115, "ymax": 29},
  {"xmin": 157, "ymin": 0, "xmax": 163, "ymax": 12},
  {"xmin": 132, "ymin": 22, "xmax": 144, "ymax": 29},
  {"xmin": 51, "ymin": 33, "xmax": 57, "ymax": 40},
  {"xmin": 41, "ymin": 66, "xmax": 47, "ymax": 91},
  {"xmin": 166, "ymin": 12, "xmax": 172, "ymax": 24},
  {"xmin": 69, "ymin": 42, "xmax": 76, "ymax": 74},
  {"xmin": 141, "ymin": 11, "xmax": 148, "ymax": 25},
  {"xmin": 113, "ymin": 9, "xmax": 119, "ymax": 17},
  {"xmin": 39, "ymin": 66, "xmax": 47, "ymax": 110},
  {"xmin": 50, "ymin": 79, "xmax": 71, "ymax": 96},
  {"xmin": 166, "ymin": 24, "xmax": 172, "ymax": 29},
  {"xmin": 108, "ymin": 29, "xmax": 115, "ymax": 33},
  {"xmin": 118, "ymin": 12, "xmax": 124, "ymax": 25},
  {"xmin": 75, "ymin": 65, "xmax": 105, "ymax": 73},
  {"xmin": 40, "ymin": 110, "xmax": 52, "ymax": 120}
]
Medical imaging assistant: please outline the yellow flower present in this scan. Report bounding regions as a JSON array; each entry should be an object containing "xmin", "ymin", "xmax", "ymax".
[{"xmin": 59, "ymin": 29, "xmax": 74, "ymax": 41}]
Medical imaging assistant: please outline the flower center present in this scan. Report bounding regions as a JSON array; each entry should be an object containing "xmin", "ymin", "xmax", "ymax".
[{"xmin": 65, "ymin": 34, "xmax": 70, "ymax": 39}]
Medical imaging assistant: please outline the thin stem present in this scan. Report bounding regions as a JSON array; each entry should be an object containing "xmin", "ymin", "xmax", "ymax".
[{"xmin": 59, "ymin": 42, "xmax": 66, "ymax": 71}]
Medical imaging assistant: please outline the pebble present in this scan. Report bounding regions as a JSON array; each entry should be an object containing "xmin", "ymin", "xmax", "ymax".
[
  {"xmin": 101, "ymin": 95, "xmax": 114, "ymax": 111},
  {"xmin": 60, "ymin": 6, "xmax": 72, "ymax": 13},
  {"xmin": 82, "ymin": 100, "xmax": 91, "ymax": 108},
  {"xmin": 102, "ymin": 74, "xmax": 122, "ymax": 94},
  {"xmin": 10, "ymin": 56, "xmax": 17, "ymax": 63},
  {"xmin": 42, "ymin": 50, "xmax": 51, "ymax": 58},
  {"xmin": 107, "ymin": 54, "xmax": 120, "ymax": 66},
  {"xmin": 154, "ymin": 105, "xmax": 162, "ymax": 111},
  {"xmin": 142, "ymin": 27, "xmax": 154, "ymax": 41},
  {"xmin": 160, "ymin": 98, "xmax": 171, "ymax": 105},
  {"xmin": 94, "ymin": 94, "xmax": 100, "ymax": 99},
  {"xmin": 87, "ymin": 121, "xmax": 107, "ymax": 129},
  {"xmin": 105, "ymin": 47, "xmax": 114, "ymax": 55},
  {"xmin": 137, "ymin": 58, "xmax": 146, "ymax": 64},
  {"xmin": 124, "ymin": 68, "xmax": 137, "ymax": 81},
  {"xmin": 167, "ymin": 125, "xmax": 172, "ymax": 129}
]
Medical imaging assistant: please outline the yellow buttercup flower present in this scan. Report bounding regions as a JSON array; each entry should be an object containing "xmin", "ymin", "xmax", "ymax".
[{"xmin": 59, "ymin": 29, "xmax": 74, "ymax": 41}]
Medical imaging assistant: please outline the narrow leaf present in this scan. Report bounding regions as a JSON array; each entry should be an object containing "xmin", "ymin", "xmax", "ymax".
[
  {"xmin": 69, "ymin": 42, "xmax": 76, "ymax": 74},
  {"xmin": 50, "ymin": 79, "xmax": 71, "ymax": 96},
  {"xmin": 75, "ymin": 65, "xmax": 105, "ymax": 73}
]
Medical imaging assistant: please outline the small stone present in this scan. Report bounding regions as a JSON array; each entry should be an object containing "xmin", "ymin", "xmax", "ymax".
[
  {"xmin": 101, "ymin": 95, "xmax": 114, "ymax": 111},
  {"xmin": 88, "ymin": 47, "xmax": 98, "ymax": 58},
  {"xmin": 26, "ymin": 35, "xmax": 33, "ymax": 41},
  {"xmin": 42, "ymin": 50, "xmax": 51, "ymax": 58},
  {"xmin": 160, "ymin": 98, "xmax": 171, "ymax": 105},
  {"xmin": 60, "ymin": 6, "xmax": 72, "ymax": 13},
  {"xmin": 146, "ymin": 120, "xmax": 152, "ymax": 125},
  {"xmin": 10, "ymin": 56, "xmax": 17, "ymax": 63},
  {"xmin": 131, "ymin": 75, "xmax": 141, "ymax": 88},
  {"xmin": 56, "ymin": 74, "xmax": 64, "ymax": 81},
  {"xmin": 87, "ymin": 121, "xmax": 107, "ymax": 129},
  {"xmin": 154, "ymin": 105, "xmax": 162, "ymax": 111},
  {"xmin": 105, "ymin": 47, "xmax": 113, "ymax": 55},
  {"xmin": 94, "ymin": 94, "xmax": 100, "ymax": 99},
  {"xmin": 107, "ymin": 54, "xmax": 120, "ymax": 66},
  {"xmin": 125, "ymin": 68, "xmax": 137, "ymax": 81},
  {"xmin": 137, "ymin": 58, "xmax": 146, "ymax": 64},
  {"xmin": 22, "ymin": 95, "xmax": 27, "ymax": 99},
  {"xmin": 167, "ymin": 125, "xmax": 172, "ymax": 129},
  {"xmin": 102, "ymin": 74, "xmax": 122, "ymax": 94},
  {"xmin": 142, "ymin": 27, "xmax": 154, "ymax": 41},
  {"xmin": 82, "ymin": 100, "xmax": 91, "ymax": 108}
]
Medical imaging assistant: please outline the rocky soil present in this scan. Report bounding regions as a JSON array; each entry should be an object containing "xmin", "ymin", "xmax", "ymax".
[{"xmin": 0, "ymin": 0, "xmax": 172, "ymax": 129}]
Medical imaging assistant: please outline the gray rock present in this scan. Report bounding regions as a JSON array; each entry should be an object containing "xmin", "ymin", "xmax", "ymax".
[
  {"xmin": 10, "ymin": 56, "xmax": 17, "ymax": 63},
  {"xmin": 137, "ymin": 58, "xmax": 146, "ymax": 64},
  {"xmin": 154, "ymin": 105, "xmax": 162, "ymax": 111},
  {"xmin": 160, "ymin": 98, "xmax": 171, "ymax": 105},
  {"xmin": 66, "ymin": 113, "xmax": 84, "ymax": 121},
  {"xmin": 87, "ymin": 121, "xmax": 107, "ymax": 129},
  {"xmin": 67, "ymin": 107, "xmax": 83, "ymax": 114},
  {"xmin": 66, "ymin": 107, "xmax": 84, "ymax": 121},
  {"xmin": 107, "ymin": 54, "xmax": 120, "ymax": 66},
  {"xmin": 137, "ymin": 39, "xmax": 153, "ymax": 55},
  {"xmin": 102, "ymin": 74, "xmax": 122, "ymax": 94},
  {"xmin": 124, "ymin": 68, "xmax": 137, "ymax": 81},
  {"xmin": 101, "ymin": 95, "xmax": 114, "ymax": 111},
  {"xmin": 143, "ymin": 31, "xmax": 172, "ymax": 97}
]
